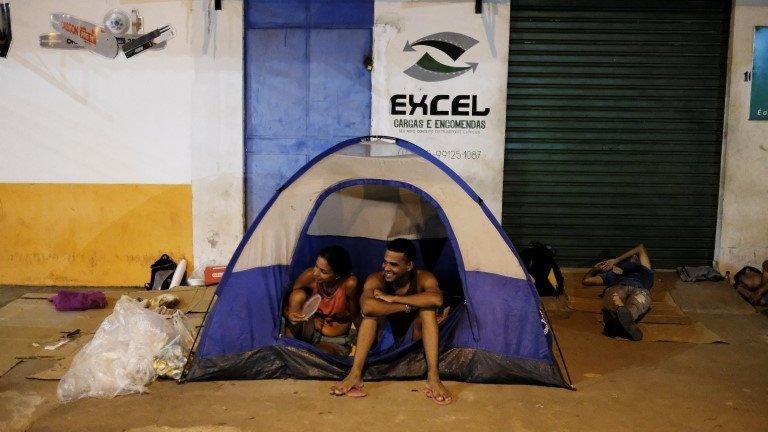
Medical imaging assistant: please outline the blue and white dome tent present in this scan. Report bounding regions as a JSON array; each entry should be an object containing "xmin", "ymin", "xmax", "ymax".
[{"xmin": 185, "ymin": 136, "xmax": 570, "ymax": 388}]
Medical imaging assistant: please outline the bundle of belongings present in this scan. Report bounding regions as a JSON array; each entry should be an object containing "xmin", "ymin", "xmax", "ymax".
[
  {"xmin": 57, "ymin": 295, "xmax": 193, "ymax": 403},
  {"xmin": 676, "ymin": 266, "xmax": 724, "ymax": 282}
]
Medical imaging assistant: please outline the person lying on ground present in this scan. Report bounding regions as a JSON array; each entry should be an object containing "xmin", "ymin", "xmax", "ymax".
[
  {"xmin": 733, "ymin": 260, "xmax": 768, "ymax": 306},
  {"xmin": 582, "ymin": 244, "xmax": 654, "ymax": 341},
  {"xmin": 284, "ymin": 246, "xmax": 360, "ymax": 356},
  {"xmin": 330, "ymin": 238, "xmax": 453, "ymax": 405}
]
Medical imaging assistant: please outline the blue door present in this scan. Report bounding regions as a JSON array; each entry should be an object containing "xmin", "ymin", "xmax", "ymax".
[{"xmin": 244, "ymin": 0, "xmax": 373, "ymax": 224}]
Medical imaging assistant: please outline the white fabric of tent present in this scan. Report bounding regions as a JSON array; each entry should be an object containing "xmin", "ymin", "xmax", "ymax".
[{"xmin": 233, "ymin": 138, "xmax": 526, "ymax": 279}]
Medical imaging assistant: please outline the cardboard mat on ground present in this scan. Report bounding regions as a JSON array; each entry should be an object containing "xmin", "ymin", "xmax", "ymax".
[
  {"xmin": 562, "ymin": 270, "xmax": 725, "ymax": 344},
  {"xmin": 0, "ymin": 295, "xmax": 96, "ymax": 377},
  {"xmin": 563, "ymin": 271, "xmax": 691, "ymax": 324},
  {"xmin": 0, "ymin": 286, "xmax": 215, "ymax": 379}
]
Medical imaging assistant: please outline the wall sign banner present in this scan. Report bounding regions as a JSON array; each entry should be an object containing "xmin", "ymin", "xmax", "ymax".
[
  {"xmin": 750, "ymin": 26, "xmax": 768, "ymax": 120},
  {"xmin": 371, "ymin": 1, "xmax": 510, "ymax": 219}
]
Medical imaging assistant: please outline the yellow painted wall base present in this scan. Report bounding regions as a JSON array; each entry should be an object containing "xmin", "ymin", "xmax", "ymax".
[{"xmin": 0, "ymin": 184, "xmax": 193, "ymax": 286}]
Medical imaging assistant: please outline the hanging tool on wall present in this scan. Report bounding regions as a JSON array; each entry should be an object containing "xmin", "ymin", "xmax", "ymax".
[
  {"xmin": 41, "ymin": 9, "xmax": 173, "ymax": 59},
  {"xmin": 123, "ymin": 24, "xmax": 176, "ymax": 58},
  {"xmin": 0, "ymin": 2, "xmax": 12, "ymax": 58},
  {"xmin": 50, "ymin": 13, "xmax": 119, "ymax": 58}
]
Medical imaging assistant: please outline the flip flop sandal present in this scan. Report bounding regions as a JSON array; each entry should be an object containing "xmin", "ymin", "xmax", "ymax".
[
  {"xmin": 346, "ymin": 386, "xmax": 367, "ymax": 398},
  {"xmin": 423, "ymin": 387, "xmax": 452, "ymax": 405},
  {"xmin": 330, "ymin": 383, "xmax": 367, "ymax": 398}
]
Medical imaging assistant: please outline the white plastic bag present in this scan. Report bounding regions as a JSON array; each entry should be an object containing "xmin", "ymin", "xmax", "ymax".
[
  {"xmin": 153, "ymin": 310, "xmax": 194, "ymax": 380},
  {"xmin": 57, "ymin": 296, "xmax": 179, "ymax": 403}
]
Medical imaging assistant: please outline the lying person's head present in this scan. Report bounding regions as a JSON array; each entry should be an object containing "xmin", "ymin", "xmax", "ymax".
[
  {"xmin": 383, "ymin": 238, "xmax": 416, "ymax": 283},
  {"xmin": 733, "ymin": 266, "xmax": 762, "ymax": 291},
  {"xmin": 314, "ymin": 246, "xmax": 352, "ymax": 283}
]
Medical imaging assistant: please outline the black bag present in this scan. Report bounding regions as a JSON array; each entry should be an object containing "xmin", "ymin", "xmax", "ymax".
[
  {"xmin": 520, "ymin": 242, "xmax": 564, "ymax": 297},
  {"xmin": 145, "ymin": 254, "xmax": 177, "ymax": 291}
]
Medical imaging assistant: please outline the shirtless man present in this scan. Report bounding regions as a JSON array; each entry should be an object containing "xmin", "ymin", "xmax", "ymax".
[
  {"xmin": 733, "ymin": 259, "xmax": 768, "ymax": 306},
  {"xmin": 330, "ymin": 238, "xmax": 453, "ymax": 405}
]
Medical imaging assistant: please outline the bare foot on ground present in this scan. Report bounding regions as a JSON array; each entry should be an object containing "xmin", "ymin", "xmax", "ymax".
[
  {"xmin": 425, "ymin": 374, "xmax": 453, "ymax": 405},
  {"xmin": 330, "ymin": 372, "xmax": 363, "ymax": 396}
]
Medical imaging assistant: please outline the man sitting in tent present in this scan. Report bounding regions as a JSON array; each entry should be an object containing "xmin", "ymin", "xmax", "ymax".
[
  {"xmin": 284, "ymin": 246, "xmax": 361, "ymax": 356},
  {"xmin": 582, "ymin": 244, "xmax": 654, "ymax": 341},
  {"xmin": 330, "ymin": 238, "xmax": 453, "ymax": 405}
]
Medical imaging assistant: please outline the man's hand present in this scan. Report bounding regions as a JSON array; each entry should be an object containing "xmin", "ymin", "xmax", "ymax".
[
  {"xmin": 596, "ymin": 259, "xmax": 615, "ymax": 272},
  {"xmin": 287, "ymin": 311, "xmax": 307, "ymax": 323},
  {"xmin": 373, "ymin": 289, "xmax": 396, "ymax": 303}
]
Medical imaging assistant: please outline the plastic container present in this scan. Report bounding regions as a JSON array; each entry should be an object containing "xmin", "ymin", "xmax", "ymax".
[
  {"xmin": 187, "ymin": 278, "xmax": 205, "ymax": 287},
  {"xmin": 169, "ymin": 259, "xmax": 186, "ymax": 289},
  {"xmin": 204, "ymin": 265, "xmax": 227, "ymax": 286}
]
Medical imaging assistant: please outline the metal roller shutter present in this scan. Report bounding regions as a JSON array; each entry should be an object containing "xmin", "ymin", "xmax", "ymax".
[{"xmin": 503, "ymin": 0, "xmax": 731, "ymax": 268}]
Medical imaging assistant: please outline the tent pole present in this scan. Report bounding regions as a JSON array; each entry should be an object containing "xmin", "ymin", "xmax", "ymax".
[
  {"xmin": 541, "ymin": 302, "xmax": 576, "ymax": 390},
  {"xmin": 178, "ymin": 287, "xmax": 218, "ymax": 383}
]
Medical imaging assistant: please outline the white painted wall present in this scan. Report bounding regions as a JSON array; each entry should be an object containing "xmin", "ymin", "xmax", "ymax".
[
  {"xmin": 188, "ymin": 1, "xmax": 245, "ymax": 268},
  {"xmin": 0, "ymin": 0, "xmax": 196, "ymax": 184},
  {"xmin": 716, "ymin": 3, "xmax": 768, "ymax": 273},
  {"xmin": 0, "ymin": 0, "xmax": 244, "ymax": 267}
]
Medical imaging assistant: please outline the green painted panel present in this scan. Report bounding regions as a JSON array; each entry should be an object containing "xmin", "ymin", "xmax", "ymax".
[
  {"xmin": 503, "ymin": 0, "xmax": 731, "ymax": 269},
  {"xmin": 749, "ymin": 26, "xmax": 768, "ymax": 119}
]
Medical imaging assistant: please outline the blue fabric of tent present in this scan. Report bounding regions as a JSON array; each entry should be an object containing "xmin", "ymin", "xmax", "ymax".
[{"xmin": 186, "ymin": 137, "xmax": 568, "ymax": 388}]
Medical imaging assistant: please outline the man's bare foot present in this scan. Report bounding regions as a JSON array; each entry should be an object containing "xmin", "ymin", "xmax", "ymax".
[
  {"xmin": 425, "ymin": 374, "xmax": 453, "ymax": 405},
  {"xmin": 330, "ymin": 371, "xmax": 364, "ymax": 396}
]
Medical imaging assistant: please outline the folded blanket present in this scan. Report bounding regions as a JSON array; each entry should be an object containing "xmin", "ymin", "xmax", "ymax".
[
  {"xmin": 49, "ymin": 290, "xmax": 108, "ymax": 311},
  {"xmin": 676, "ymin": 266, "xmax": 724, "ymax": 282}
]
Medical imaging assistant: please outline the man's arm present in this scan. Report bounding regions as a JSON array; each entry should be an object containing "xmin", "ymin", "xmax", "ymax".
[
  {"xmin": 735, "ymin": 283, "xmax": 758, "ymax": 304},
  {"xmin": 605, "ymin": 244, "xmax": 651, "ymax": 269},
  {"xmin": 375, "ymin": 271, "xmax": 443, "ymax": 309},
  {"xmin": 360, "ymin": 274, "xmax": 410, "ymax": 317},
  {"xmin": 749, "ymin": 281, "xmax": 768, "ymax": 305},
  {"xmin": 582, "ymin": 265, "xmax": 606, "ymax": 286}
]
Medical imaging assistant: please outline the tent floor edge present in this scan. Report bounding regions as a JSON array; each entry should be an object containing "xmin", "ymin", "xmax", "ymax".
[{"xmin": 185, "ymin": 346, "xmax": 569, "ymax": 388}]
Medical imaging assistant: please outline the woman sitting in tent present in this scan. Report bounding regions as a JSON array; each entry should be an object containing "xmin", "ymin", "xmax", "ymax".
[{"xmin": 284, "ymin": 246, "xmax": 361, "ymax": 356}]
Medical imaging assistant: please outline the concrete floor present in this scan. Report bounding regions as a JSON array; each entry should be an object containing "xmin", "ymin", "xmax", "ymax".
[{"xmin": 1, "ymin": 279, "xmax": 767, "ymax": 432}]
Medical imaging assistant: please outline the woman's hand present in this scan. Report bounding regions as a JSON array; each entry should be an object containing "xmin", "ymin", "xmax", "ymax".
[{"xmin": 287, "ymin": 311, "xmax": 307, "ymax": 323}]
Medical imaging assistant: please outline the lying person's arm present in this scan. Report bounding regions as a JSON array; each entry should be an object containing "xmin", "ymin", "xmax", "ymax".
[
  {"xmin": 582, "ymin": 265, "xmax": 606, "ymax": 286},
  {"xmin": 602, "ymin": 244, "xmax": 651, "ymax": 269},
  {"xmin": 360, "ymin": 275, "xmax": 410, "ymax": 317},
  {"xmin": 749, "ymin": 282, "xmax": 768, "ymax": 305},
  {"xmin": 734, "ymin": 283, "xmax": 759, "ymax": 304},
  {"xmin": 374, "ymin": 272, "xmax": 443, "ymax": 309}
]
